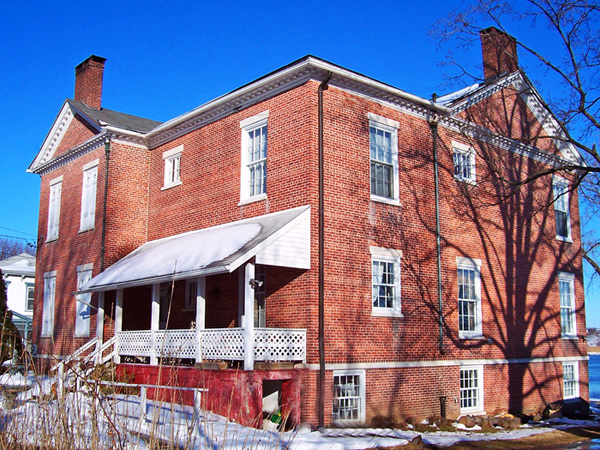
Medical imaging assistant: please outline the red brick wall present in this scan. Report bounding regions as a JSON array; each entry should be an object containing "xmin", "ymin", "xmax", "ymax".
[{"xmin": 33, "ymin": 75, "xmax": 587, "ymax": 424}]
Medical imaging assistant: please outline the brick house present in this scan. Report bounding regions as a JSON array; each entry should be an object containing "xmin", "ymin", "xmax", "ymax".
[{"xmin": 28, "ymin": 28, "xmax": 588, "ymax": 428}]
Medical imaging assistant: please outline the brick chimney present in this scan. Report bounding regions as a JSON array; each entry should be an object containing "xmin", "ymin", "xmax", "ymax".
[
  {"xmin": 480, "ymin": 27, "xmax": 518, "ymax": 80},
  {"xmin": 74, "ymin": 55, "xmax": 106, "ymax": 109}
]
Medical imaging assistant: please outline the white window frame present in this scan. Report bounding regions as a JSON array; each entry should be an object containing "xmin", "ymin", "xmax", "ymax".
[
  {"xmin": 41, "ymin": 271, "xmax": 56, "ymax": 337},
  {"xmin": 452, "ymin": 141, "xmax": 476, "ymax": 184},
  {"xmin": 370, "ymin": 246, "xmax": 402, "ymax": 317},
  {"xmin": 80, "ymin": 159, "xmax": 99, "ymax": 232},
  {"xmin": 457, "ymin": 256, "xmax": 483, "ymax": 339},
  {"xmin": 75, "ymin": 264, "xmax": 93, "ymax": 337},
  {"xmin": 25, "ymin": 283, "xmax": 34, "ymax": 312},
  {"xmin": 162, "ymin": 145, "xmax": 183, "ymax": 190},
  {"xmin": 240, "ymin": 111, "xmax": 268, "ymax": 205},
  {"xmin": 553, "ymin": 176, "xmax": 572, "ymax": 241},
  {"xmin": 332, "ymin": 369, "xmax": 366, "ymax": 424},
  {"xmin": 460, "ymin": 365, "xmax": 484, "ymax": 414},
  {"xmin": 369, "ymin": 113, "xmax": 399, "ymax": 205},
  {"xmin": 184, "ymin": 279, "xmax": 197, "ymax": 310},
  {"xmin": 558, "ymin": 271, "xmax": 577, "ymax": 338},
  {"xmin": 562, "ymin": 362, "xmax": 580, "ymax": 400},
  {"xmin": 47, "ymin": 176, "xmax": 63, "ymax": 242}
]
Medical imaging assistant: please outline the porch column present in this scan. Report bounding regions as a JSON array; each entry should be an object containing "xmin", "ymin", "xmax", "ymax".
[
  {"xmin": 195, "ymin": 277, "xmax": 206, "ymax": 363},
  {"xmin": 95, "ymin": 291, "xmax": 105, "ymax": 363},
  {"xmin": 115, "ymin": 289, "xmax": 123, "ymax": 364},
  {"xmin": 151, "ymin": 284, "xmax": 160, "ymax": 365},
  {"xmin": 244, "ymin": 262, "xmax": 255, "ymax": 370}
]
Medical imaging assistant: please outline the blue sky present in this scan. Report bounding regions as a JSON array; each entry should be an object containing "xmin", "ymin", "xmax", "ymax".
[{"xmin": 1, "ymin": 0, "xmax": 598, "ymax": 327}]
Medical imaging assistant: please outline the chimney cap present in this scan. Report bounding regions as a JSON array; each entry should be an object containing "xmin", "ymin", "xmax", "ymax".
[{"xmin": 75, "ymin": 55, "xmax": 107, "ymax": 73}]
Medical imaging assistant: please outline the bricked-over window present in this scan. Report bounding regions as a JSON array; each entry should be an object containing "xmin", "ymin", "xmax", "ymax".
[
  {"xmin": 553, "ymin": 177, "xmax": 571, "ymax": 240},
  {"xmin": 332, "ymin": 370, "xmax": 365, "ymax": 424},
  {"xmin": 562, "ymin": 362, "xmax": 579, "ymax": 399},
  {"xmin": 369, "ymin": 113, "xmax": 399, "ymax": 204},
  {"xmin": 80, "ymin": 159, "xmax": 98, "ymax": 231},
  {"xmin": 453, "ymin": 141, "xmax": 476, "ymax": 183},
  {"xmin": 240, "ymin": 111, "xmax": 268, "ymax": 203},
  {"xmin": 41, "ymin": 271, "xmax": 56, "ymax": 337},
  {"xmin": 75, "ymin": 264, "xmax": 93, "ymax": 337},
  {"xmin": 47, "ymin": 176, "xmax": 62, "ymax": 242},
  {"xmin": 457, "ymin": 257, "xmax": 482, "ymax": 339},
  {"xmin": 460, "ymin": 366, "xmax": 483, "ymax": 413},
  {"xmin": 558, "ymin": 271, "xmax": 576, "ymax": 337},
  {"xmin": 370, "ymin": 246, "xmax": 402, "ymax": 317},
  {"xmin": 163, "ymin": 145, "xmax": 183, "ymax": 190}
]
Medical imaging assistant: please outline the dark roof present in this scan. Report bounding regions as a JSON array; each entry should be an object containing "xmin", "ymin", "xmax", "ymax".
[{"xmin": 68, "ymin": 100, "xmax": 162, "ymax": 133}]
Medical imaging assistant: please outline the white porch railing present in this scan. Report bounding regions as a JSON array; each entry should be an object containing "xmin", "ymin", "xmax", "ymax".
[{"xmin": 117, "ymin": 328, "xmax": 306, "ymax": 363}]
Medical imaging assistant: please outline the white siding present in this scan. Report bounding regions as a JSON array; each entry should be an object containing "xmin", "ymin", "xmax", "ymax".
[{"xmin": 256, "ymin": 215, "xmax": 310, "ymax": 269}]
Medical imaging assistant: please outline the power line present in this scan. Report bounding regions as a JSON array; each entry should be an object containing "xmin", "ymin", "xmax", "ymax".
[{"xmin": 0, "ymin": 226, "xmax": 36, "ymax": 238}]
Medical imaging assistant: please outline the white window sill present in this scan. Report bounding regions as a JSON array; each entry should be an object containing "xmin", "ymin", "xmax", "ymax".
[
  {"xmin": 561, "ymin": 334, "xmax": 578, "ymax": 340},
  {"xmin": 372, "ymin": 309, "xmax": 403, "ymax": 318},
  {"xmin": 161, "ymin": 181, "xmax": 182, "ymax": 191},
  {"xmin": 45, "ymin": 237, "xmax": 58, "ymax": 244},
  {"xmin": 239, "ymin": 193, "xmax": 267, "ymax": 206},
  {"xmin": 74, "ymin": 334, "xmax": 90, "ymax": 338},
  {"xmin": 454, "ymin": 176, "xmax": 477, "ymax": 185},
  {"xmin": 564, "ymin": 396, "xmax": 581, "ymax": 403},
  {"xmin": 370, "ymin": 195, "xmax": 400, "ymax": 207},
  {"xmin": 40, "ymin": 334, "xmax": 53, "ymax": 338},
  {"xmin": 459, "ymin": 334, "xmax": 485, "ymax": 340},
  {"xmin": 79, "ymin": 226, "xmax": 94, "ymax": 233},
  {"xmin": 556, "ymin": 236, "xmax": 573, "ymax": 244}
]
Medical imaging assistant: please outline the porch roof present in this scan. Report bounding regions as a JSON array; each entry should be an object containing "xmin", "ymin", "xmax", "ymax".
[{"xmin": 79, "ymin": 205, "xmax": 311, "ymax": 293}]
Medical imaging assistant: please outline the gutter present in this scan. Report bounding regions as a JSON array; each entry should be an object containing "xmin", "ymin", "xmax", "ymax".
[
  {"xmin": 318, "ymin": 71, "xmax": 332, "ymax": 429},
  {"xmin": 429, "ymin": 112, "xmax": 445, "ymax": 354}
]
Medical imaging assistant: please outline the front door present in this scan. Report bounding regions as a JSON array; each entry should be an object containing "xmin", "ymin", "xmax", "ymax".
[{"xmin": 254, "ymin": 265, "xmax": 266, "ymax": 327}]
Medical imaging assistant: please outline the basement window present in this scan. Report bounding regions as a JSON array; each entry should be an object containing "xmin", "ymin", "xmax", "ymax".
[{"xmin": 332, "ymin": 370, "xmax": 365, "ymax": 424}]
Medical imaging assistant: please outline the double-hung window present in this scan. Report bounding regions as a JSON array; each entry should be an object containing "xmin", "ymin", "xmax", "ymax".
[
  {"xmin": 460, "ymin": 366, "xmax": 484, "ymax": 413},
  {"xmin": 553, "ymin": 177, "xmax": 571, "ymax": 240},
  {"xmin": 185, "ymin": 279, "xmax": 197, "ymax": 310},
  {"xmin": 562, "ymin": 362, "xmax": 579, "ymax": 400},
  {"xmin": 47, "ymin": 176, "xmax": 63, "ymax": 242},
  {"xmin": 80, "ymin": 159, "xmax": 98, "ymax": 231},
  {"xmin": 453, "ymin": 141, "xmax": 476, "ymax": 183},
  {"xmin": 25, "ymin": 283, "xmax": 34, "ymax": 312},
  {"xmin": 457, "ymin": 257, "xmax": 482, "ymax": 338},
  {"xmin": 558, "ymin": 271, "xmax": 576, "ymax": 337},
  {"xmin": 369, "ymin": 113, "xmax": 399, "ymax": 204},
  {"xmin": 75, "ymin": 264, "xmax": 93, "ymax": 337},
  {"xmin": 163, "ymin": 145, "xmax": 183, "ymax": 190},
  {"xmin": 371, "ymin": 246, "xmax": 402, "ymax": 317},
  {"xmin": 41, "ymin": 271, "xmax": 56, "ymax": 337},
  {"xmin": 332, "ymin": 370, "xmax": 366, "ymax": 424},
  {"xmin": 240, "ymin": 111, "xmax": 268, "ymax": 203}
]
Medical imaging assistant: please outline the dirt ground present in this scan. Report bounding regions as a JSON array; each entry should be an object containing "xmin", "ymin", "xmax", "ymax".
[{"xmin": 376, "ymin": 426, "xmax": 600, "ymax": 449}]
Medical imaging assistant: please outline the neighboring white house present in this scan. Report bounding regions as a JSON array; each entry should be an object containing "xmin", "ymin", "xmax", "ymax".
[{"xmin": 0, "ymin": 253, "xmax": 35, "ymax": 345}]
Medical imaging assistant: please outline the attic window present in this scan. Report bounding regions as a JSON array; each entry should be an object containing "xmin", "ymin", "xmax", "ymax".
[
  {"xmin": 453, "ymin": 141, "xmax": 476, "ymax": 184},
  {"xmin": 162, "ymin": 145, "xmax": 183, "ymax": 190}
]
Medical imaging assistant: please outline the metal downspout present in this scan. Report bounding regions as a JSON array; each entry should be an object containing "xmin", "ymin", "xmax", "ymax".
[
  {"xmin": 100, "ymin": 135, "xmax": 111, "ymax": 273},
  {"xmin": 430, "ymin": 113, "xmax": 445, "ymax": 354},
  {"xmin": 318, "ymin": 72, "xmax": 332, "ymax": 428}
]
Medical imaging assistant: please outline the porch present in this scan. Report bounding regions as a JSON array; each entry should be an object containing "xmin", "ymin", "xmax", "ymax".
[{"xmin": 79, "ymin": 206, "xmax": 312, "ymax": 371}]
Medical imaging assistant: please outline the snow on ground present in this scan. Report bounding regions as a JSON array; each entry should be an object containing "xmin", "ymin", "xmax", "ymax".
[{"xmin": 0, "ymin": 375, "xmax": 598, "ymax": 449}]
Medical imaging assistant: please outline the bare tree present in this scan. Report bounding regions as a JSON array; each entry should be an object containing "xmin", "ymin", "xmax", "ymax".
[
  {"xmin": 432, "ymin": 0, "xmax": 600, "ymax": 273},
  {"xmin": 0, "ymin": 236, "xmax": 36, "ymax": 260}
]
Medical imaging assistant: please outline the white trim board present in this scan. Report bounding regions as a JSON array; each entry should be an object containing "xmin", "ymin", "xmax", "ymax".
[{"xmin": 303, "ymin": 355, "xmax": 588, "ymax": 371}]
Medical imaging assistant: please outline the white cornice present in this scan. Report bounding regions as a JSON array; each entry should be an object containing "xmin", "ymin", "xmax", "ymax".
[
  {"xmin": 30, "ymin": 134, "xmax": 107, "ymax": 176},
  {"xmin": 29, "ymin": 102, "xmax": 76, "ymax": 172}
]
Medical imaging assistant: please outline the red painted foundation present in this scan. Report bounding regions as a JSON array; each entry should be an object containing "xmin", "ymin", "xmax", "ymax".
[{"xmin": 118, "ymin": 364, "xmax": 303, "ymax": 428}]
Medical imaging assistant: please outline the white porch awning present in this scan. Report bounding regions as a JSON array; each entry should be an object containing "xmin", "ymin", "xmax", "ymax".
[{"xmin": 79, "ymin": 205, "xmax": 311, "ymax": 293}]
